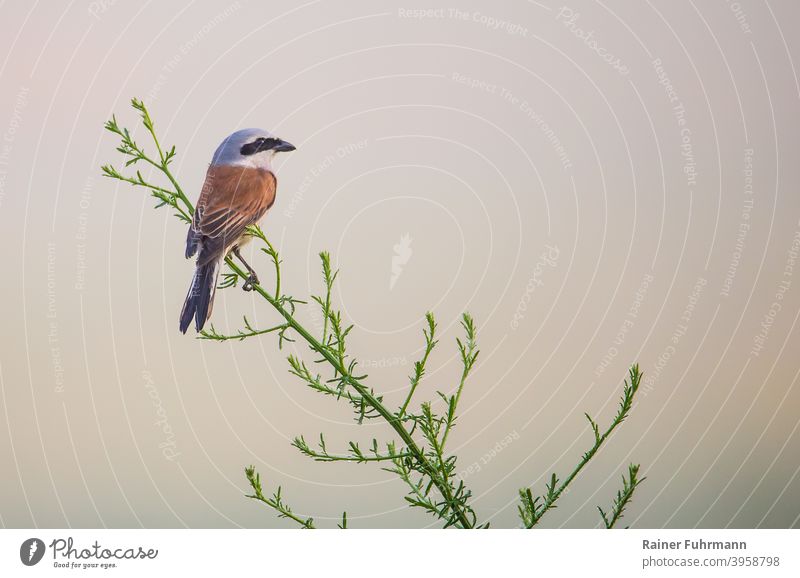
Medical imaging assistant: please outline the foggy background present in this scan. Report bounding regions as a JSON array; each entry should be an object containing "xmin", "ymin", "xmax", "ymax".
[{"xmin": 0, "ymin": 0, "xmax": 799, "ymax": 528}]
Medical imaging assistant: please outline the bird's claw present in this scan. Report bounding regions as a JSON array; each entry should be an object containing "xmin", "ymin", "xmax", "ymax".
[{"xmin": 242, "ymin": 274, "xmax": 259, "ymax": 292}]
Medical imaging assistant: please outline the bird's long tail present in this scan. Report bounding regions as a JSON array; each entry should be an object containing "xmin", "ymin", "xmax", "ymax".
[{"xmin": 179, "ymin": 259, "xmax": 221, "ymax": 333}]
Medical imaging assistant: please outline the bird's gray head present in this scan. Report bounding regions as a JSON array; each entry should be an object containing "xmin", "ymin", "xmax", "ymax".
[{"xmin": 211, "ymin": 128, "xmax": 295, "ymax": 170}]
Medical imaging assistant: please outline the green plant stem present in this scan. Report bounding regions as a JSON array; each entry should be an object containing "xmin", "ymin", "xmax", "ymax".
[
  {"xmin": 299, "ymin": 451, "xmax": 414, "ymax": 463},
  {"xmin": 398, "ymin": 313, "xmax": 436, "ymax": 420},
  {"xmin": 230, "ymin": 262, "xmax": 473, "ymax": 528},
  {"xmin": 441, "ymin": 365, "xmax": 470, "ymax": 450},
  {"xmin": 249, "ymin": 490, "xmax": 314, "ymax": 529},
  {"xmin": 200, "ymin": 322, "xmax": 289, "ymax": 342},
  {"xmin": 112, "ymin": 174, "xmax": 177, "ymax": 200},
  {"xmin": 245, "ymin": 467, "xmax": 314, "ymax": 529},
  {"xmin": 523, "ymin": 366, "xmax": 641, "ymax": 528},
  {"xmin": 135, "ymin": 100, "xmax": 193, "ymax": 215},
  {"xmin": 247, "ymin": 225, "xmax": 282, "ymax": 299},
  {"xmin": 599, "ymin": 463, "xmax": 644, "ymax": 529}
]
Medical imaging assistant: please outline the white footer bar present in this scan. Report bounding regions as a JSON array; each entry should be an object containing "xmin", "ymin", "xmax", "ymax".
[{"xmin": 1, "ymin": 529, "xmax": 798, "ymax": 577}]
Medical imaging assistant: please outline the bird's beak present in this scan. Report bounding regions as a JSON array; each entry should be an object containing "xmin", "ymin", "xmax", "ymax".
[{"xmin": 273, "ymin": 140, "xmax": 296, "ymax": 152}]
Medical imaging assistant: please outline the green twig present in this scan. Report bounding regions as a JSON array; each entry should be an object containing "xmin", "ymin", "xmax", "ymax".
[
  {"xmin": 599, "ymin": 463, "xmax": 645, "ymax": 529},
  {"xmin": 245, "ymin": 466, "xmax": 314, "ymax": 529},
  {"xmin": 398, "ymin": 312, "xmax": 438, "ymax": 419},
  {"xmin": 293, "ymin": 435, "xmax": 412, "ymax": 463},
  {"xmin": 441, "ymin": 313, "xmax": 478, "ymax": 449},
  {"xmin": 199, "ymin": 317, "xmax": 289, "ymax": 342},
  {"xmin": 519, "ymin": 365, "xmax": 642, "ymax": 528}
]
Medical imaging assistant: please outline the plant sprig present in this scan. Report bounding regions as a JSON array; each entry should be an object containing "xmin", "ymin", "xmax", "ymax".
[
  {"xmin": 292, "ymin": 435, "xmax": 412, "ymax": 463},
  {"xmin": 518, "ymin": 365, "xmax": 643, "ymax": 528},
  {"xmin": 199, "ymin": 316, "xmax": 290, "ymax": 342},
  {"xmin": 245, "ymin": 466, "xmax": 314, "ymax": 529},
  {"xmin": 103, "ymin": 99, "xmax": 645, "ymax": 529},
  {"xmin": 598, "ymin": 463, "xmax": 644, "ymax": 529}
]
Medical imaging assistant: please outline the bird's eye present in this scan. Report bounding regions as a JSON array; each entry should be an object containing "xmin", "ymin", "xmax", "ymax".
[{"xmin": 240, "ymin": 138, "xmax": 274, "ymax": 156}]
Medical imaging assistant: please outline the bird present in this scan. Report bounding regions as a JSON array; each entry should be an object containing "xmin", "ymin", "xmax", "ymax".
[{"xmin": 179, "ymin": 129, "xmax": 295, "ymax": 333}]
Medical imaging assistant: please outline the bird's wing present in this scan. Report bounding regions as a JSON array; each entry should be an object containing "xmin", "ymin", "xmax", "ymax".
[{"xmin": 191, "ymin": 165, "xmax": 277, "ymax": 265}]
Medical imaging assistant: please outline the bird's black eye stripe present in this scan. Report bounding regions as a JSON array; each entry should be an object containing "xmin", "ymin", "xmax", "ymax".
[{"xmin": 240, "ymin": 137, "xmax": 279, "ymax": 156}]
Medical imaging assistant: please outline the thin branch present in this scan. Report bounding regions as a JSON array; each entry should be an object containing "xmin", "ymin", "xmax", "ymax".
[
  {"xmin": 292, "ymin": 435, "xmax": 412, "ymax": 463},
  {"xmin": 130, "ymin": 98, "xmax": 193, "ymax": 214},
  {"xmin": 441, "ymin": 313, "xmax": 478, "ymax": 449},
  {"xmin": 398, "ymin": 312, "xmax": 438, "ymax": 419},
  {"xmin": 599, "ymin": 463, "xmax": 645, "ymax": 529},
  {"xmin": 199, "ymin": 317, "xmax": 289, "ymax": 342},
  {"xmin": 520, "ymin": 364, "xmax": 642, "ymax": 528},
  {"xmin": 244, "ymin": 466, "xmax": 314, "ymax": 529}
]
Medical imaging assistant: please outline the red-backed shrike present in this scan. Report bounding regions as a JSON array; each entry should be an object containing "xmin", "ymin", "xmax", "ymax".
[{"xmin": 179, "ymin": 129, "xmax": 295, "ymax": 333}]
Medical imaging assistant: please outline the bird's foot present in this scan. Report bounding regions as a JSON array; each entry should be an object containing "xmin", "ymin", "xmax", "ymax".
[{"xmin": 242, "ymin": 273, "xmax": 259, "ymax": 292}]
